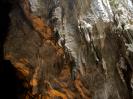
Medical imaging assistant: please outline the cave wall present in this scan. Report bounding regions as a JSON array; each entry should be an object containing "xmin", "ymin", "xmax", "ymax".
[{"xmin": 3, "ymin": 0, "xmax": 133, "ymax": 99}]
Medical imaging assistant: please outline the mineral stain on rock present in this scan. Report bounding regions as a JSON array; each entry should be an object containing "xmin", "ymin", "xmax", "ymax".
[{"xmin": 1, "ymin": 0, "xmax": 133, "ymax": 99}]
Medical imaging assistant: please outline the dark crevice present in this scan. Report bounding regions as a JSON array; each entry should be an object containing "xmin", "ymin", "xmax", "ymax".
[
  {"xmin": 0, "ymin": 1, "xmax": 26, "ymax": 99},
  {"xmin": 0, "ymin": 0, "xmax": 11, "ymax": 62},
  {"xmin": 124, "ymin": 58, "xmax": 133, "ymax": 99},
  {"xmin": 0, "ymin": 60, "xmax": 22, "ymax": 99}
]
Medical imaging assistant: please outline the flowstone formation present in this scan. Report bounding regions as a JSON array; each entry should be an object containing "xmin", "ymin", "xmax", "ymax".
[{"xmin": 3, "ymin": 0, "xmax": 133, "ymax": 99}]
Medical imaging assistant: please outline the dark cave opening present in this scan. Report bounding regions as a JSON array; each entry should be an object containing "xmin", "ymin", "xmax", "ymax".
[
  {"xmin": 0, "ymin": 60, "xmax": 29, "ymax": 99},
  {"xmin": 0, "ymin": 60, "xmax": 18, "ymax": 99},
  {"xmin": 0, "ymin": 1, "xmax": 26, "ymax": 99}
]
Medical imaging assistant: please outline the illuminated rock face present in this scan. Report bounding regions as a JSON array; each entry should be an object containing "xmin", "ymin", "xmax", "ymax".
[{"xmin": 3, "ymin": 0, "xmax": 133, "ymax": 99}]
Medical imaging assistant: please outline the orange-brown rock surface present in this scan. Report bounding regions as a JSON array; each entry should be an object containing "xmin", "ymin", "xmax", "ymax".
[{"xmin": 2, "ymin": 0, "xmax": 133, "ymax": 99}]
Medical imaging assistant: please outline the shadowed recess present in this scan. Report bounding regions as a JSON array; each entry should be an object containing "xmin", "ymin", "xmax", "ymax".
[{"xmin": 0, "ymin": 1, "xmax": 26, "ymax": 99}]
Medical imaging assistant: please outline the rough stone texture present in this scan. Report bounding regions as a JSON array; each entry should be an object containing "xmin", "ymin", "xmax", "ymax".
[{"xmin": 3, "ymin": 0, "xmax": 133, "ymax": 99}]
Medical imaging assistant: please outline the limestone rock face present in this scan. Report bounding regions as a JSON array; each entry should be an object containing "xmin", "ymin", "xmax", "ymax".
[{"xmin": 3, "ymin": 0, "xmax": 133, "ymax": 99}]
